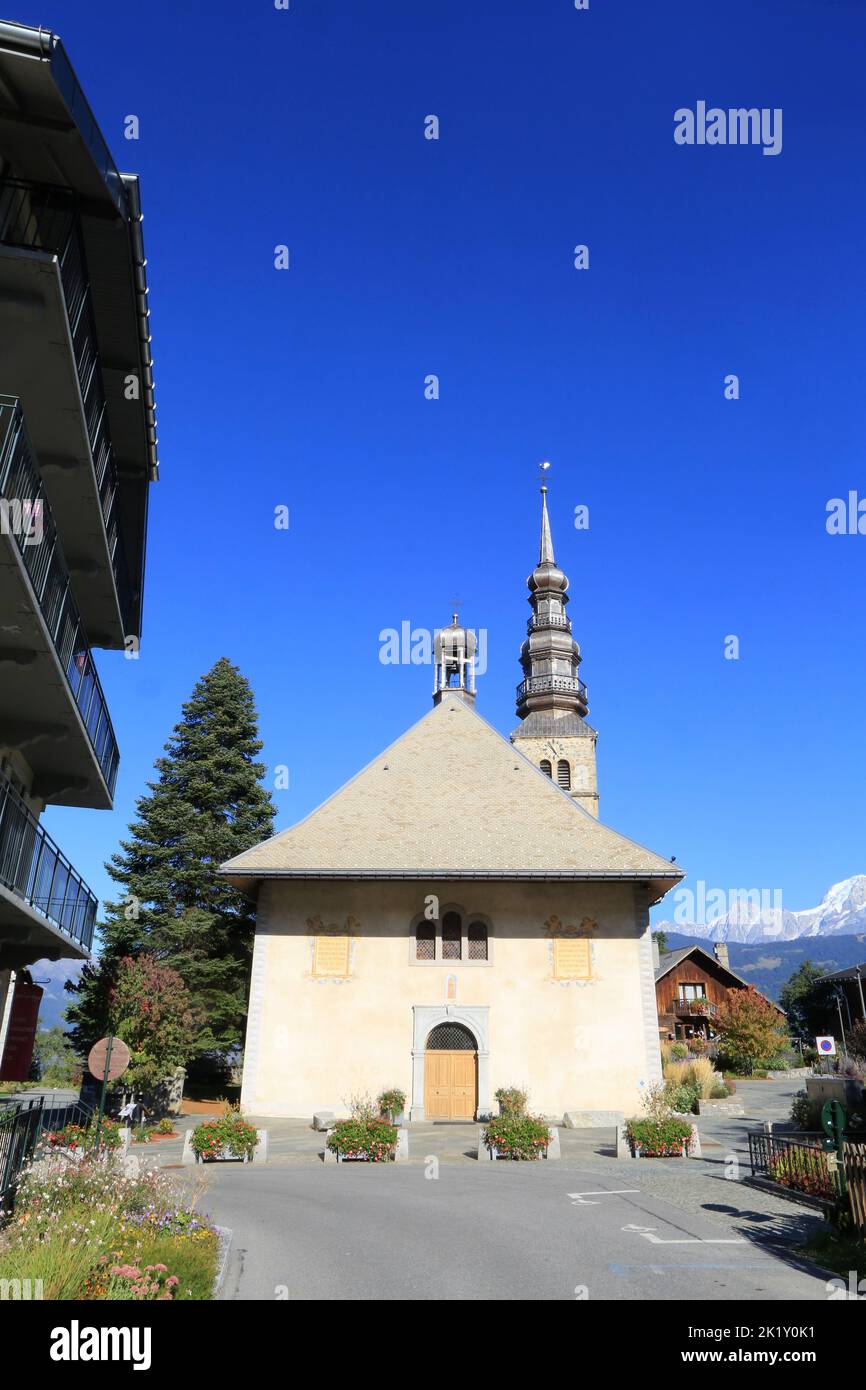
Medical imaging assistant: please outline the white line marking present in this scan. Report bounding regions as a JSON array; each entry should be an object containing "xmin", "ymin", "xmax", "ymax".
[{"xmin": 619, "ymin": 1223, "xmax": 746, "ymax": 1246}]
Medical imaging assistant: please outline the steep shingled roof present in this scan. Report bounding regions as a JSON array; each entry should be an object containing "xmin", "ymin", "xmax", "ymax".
[{"xmin": 220, "ymin": 693, "xmax": 683, "ymax": 902}]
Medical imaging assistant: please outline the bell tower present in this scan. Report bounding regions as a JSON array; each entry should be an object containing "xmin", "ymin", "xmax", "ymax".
[{"xmin": 510, "ymin": 475, "xmax": 599, "ymax": 816}]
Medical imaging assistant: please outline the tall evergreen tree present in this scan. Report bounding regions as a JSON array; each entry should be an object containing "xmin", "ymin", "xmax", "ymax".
[{"xmin": 66, "ymin": 659, "xmax": 275, "ymax": 1074}]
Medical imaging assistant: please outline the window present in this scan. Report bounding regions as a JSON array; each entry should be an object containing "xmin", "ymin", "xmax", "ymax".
[
  {"xmin": 442, "ymin": 911, "xmax": 462, "ymax": 960},
  {"xmin": 679, "ymin": 982, "xmax": 705, "ymax": 1001},
  {"xmin": 427, "ymin": 1022, "xmax": 475, "ymax": 1050},
  {"xmin": 556, "ymin": 759, "xmax": 571, "ymax": 790},
  {"xmin": 540, "ymin": 759, "xmax": 552, "ymax": 778},
  {"xmin": 467, "ymin": 920, "xmax": 488, "ymax": 961},
  {"xmin": 416, "ymin": 922, "xmax": 435, "ymax": 961}
]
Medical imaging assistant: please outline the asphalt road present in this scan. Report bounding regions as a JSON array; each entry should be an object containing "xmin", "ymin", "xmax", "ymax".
[{"xmin": 202, "ymin": 1162, "xmax": 832, "ymax": 1302}]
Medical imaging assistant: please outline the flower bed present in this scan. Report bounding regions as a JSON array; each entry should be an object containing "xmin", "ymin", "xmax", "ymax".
[
  {"xmin": 482, "ymin": 1113, "xmax": 552, "ymax": 1160},
  {"xmin": 625, "ymin": 1117, "xmax": 695, "ymax": 1157},
  {"xmin": 190, "ymin": 1112, "xmax": 258, "ymax": 1162},
  {"xmin": 44, "ymin": 1120, "xmax": 122, "ymax": 1153},
  {"xmin": 0, "ymin": 1157, "xmax": 218, "ymax": 1300},
  {"xmin": 767, "ymin": 1146, "xmax": 836, "ymax": 1200},
  {"xmin": 326, "ymin": 1116, "xmax": 398, "ymax": 1162}
]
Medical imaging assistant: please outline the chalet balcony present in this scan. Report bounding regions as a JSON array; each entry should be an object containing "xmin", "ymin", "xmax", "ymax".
[
  {"xmin": 516, "ymin": 673, "xmax": 589, "ymax": 715},
  {"xmin": 0, "ymin": 177, "xmax": 134, "ymax": 647},
  {"xmin": 0, "ymin": 768, "xmax": 97, "ymax": 957},
  {"xmin": 0, "ymin": 396, "xmax": 119, "ymax": 806},
  {"xmin": 674, "ymin": 999, "xmax": 718, "ymax": 1018}
]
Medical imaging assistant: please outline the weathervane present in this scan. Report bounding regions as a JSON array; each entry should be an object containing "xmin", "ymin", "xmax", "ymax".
[{"xmin": 539, "ymin": 459, "xmax": 551, "ymax": 491}]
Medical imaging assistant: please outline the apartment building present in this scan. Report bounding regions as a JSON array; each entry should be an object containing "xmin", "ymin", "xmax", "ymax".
[{"xmin": 0, "ymin": 20, "xmax": 157, "ymax": 1068}]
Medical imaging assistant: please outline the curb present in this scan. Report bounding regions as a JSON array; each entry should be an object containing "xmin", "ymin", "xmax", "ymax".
[{"xmin": 212, "ymin": 1224, "xmax": 233, "ymax": 1299}]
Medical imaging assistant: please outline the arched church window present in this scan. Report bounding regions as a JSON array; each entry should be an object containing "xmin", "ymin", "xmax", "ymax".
[
  {"xmin": 467, "ymin": 920, "xmax": 488, "ymax": 961},
  {"xmin": 557, "ymin": 759, "xmax": 571, "ymax": 790},
  {"xmin": 427, "ymin": 1021, "xmax": 476, "ymax": 1050},
  {"xmin": 416, "ymin": 922, "xmax": 435, "ymax": 961},
  {"xmin": 442, "ymin": 911, "xmax": 462, "ymax": 960},
  {"xmin": 540, "ymin": 759, "xmax": 552, "ymax": 778}
]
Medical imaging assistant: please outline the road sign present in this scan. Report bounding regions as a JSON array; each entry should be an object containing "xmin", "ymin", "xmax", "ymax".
[
  {"xmin": 816, "ymin": 1035, "xmax": 836, "ymax": 1056},
  {"xmin": 87, "ymin": 1036, "xmax": 130, "ymax": 1082}
]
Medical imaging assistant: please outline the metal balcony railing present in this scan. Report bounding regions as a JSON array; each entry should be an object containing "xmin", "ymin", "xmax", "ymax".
[
  {"xmin": 0, "ymin": 397, "xmax": 119, "ymax": 795},
  {"xmin": 527, "ymin": 614, "xmax": 571, "ymax": 632},
  {"xmin": 516, "ymin": 674, "xmax": 588, "ymax": 706},
  {"xmin": 0, "ymin": 177, "xmax": 134, "ymax": 629},
  {"xmin": 0, "ymin": 771, "xmax": 98, "ymax": 952}
]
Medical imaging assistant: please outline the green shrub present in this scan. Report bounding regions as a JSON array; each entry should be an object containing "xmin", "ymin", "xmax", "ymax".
[
  {"xmin": 790, "ymin": 1089, "xmax": 821, "ymax": 1131},
  {"xmin": 625, "ymin": 1117, "xmax": 694, "ymax": 1156},
  {"xmin": 376, "ymin": 1089, "xmax": 406, "ymax": 1120},
  {"xmin": 156, "ymin": 1117, "xmax": 175, "ymax": 1135},
  {"xmin": 494, "ymin": 1086, "xmax": 528, "ymax": 1116},
  {"xmin": 669, "ymin": 1043, "xmax": 688, "ymax": 1060},
  {"xmin": 482, "ymin": 1113, "xmax": 551, "ymax": 1160},
  {"xmin": 666, "ymin": 1082, "xmax": 700, "ymax": 1114},
  {"xmin": 709, "ymin": 1083, "xmax": 732, "ymax": 1099},
  {"xmin": 326, "ymin": 1116, "xmax": 397, "ymax": 1161}
]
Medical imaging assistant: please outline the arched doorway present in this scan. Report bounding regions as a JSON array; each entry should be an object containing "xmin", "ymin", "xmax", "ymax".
[{"xmin": 424, "ymin": 1021, "xmax": 478, "ymax": 1120}]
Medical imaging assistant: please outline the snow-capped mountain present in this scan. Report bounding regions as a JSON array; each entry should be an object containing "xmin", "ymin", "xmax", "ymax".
[{"xmin": 656, "ymin": 875, "xmax": 866, "ymax": 944}]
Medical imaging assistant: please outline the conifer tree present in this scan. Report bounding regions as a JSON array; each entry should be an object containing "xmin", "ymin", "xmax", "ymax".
[{"xmin": 66, "ymin": 658, "xmax": 275, "ymax": 1075}]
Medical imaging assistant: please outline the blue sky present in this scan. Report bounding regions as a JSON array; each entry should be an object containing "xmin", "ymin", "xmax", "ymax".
[{"xmin": 31, "ymin": 0, "xmax": 866, "ymax": 951}]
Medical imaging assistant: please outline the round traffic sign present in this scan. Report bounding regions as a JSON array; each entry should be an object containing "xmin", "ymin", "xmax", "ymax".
[{"xmin": 87, "ymin": 1036, "xmax": 130, "ymax": 1082}]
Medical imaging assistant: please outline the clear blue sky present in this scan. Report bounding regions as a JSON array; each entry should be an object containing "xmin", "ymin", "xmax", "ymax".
[{"xmin": 33, "ymin": 0, "xmax": 866, "ymax": 944}]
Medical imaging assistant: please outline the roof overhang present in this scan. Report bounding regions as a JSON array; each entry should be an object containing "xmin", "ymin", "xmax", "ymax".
[
  {"xmin": 0, "ymin": 21, "xmax": 158, "ymax": 637},
  {"xmin": 219, "ymin": 866, "xmax": 685, "ymax": 906}
]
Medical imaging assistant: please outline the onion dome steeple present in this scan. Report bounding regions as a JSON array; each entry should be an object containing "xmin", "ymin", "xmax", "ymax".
[{"xmin": 516, "ymin": 480, "xmax": 588, "ymax": 722}]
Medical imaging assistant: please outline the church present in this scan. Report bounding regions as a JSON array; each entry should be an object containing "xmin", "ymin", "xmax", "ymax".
[{"xmin": 221, "ymin": 486, "xmax": 683, "ymax": 1122}]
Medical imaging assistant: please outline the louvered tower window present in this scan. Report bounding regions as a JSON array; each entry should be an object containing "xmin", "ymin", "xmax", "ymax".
[
  {"xmin": 557, "ymin": 759, "xmax": 571, "ymax": 789},
  {"xmin": 540, "ymin": 759, "xmax": 552, "ymax": 778}
]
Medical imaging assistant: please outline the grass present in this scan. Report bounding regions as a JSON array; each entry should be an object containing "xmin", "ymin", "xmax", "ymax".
[
  {"xmin": 797, "ymin": 1224, "xmax": 866, "ymax": 1284},
  {"xmin": 0, "ymin": 1154, "xmax": 217, "ymax": 1301},
  {"xmin": 662, "ymin": 1056, "xmax": 719, "ymax": 1099}
]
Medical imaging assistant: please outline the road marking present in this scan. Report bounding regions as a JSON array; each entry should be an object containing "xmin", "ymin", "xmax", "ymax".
[
  {"xmin": 621, "ymin": 1223, "xmax": 746, "ymax": 1246},
  {"xmin": 568, "ymin": 1189, "xmax": 640, "ymax": 1205}
]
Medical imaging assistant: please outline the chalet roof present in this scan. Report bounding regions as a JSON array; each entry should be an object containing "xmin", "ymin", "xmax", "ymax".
[{"xmin": 221, "ymin": 692, "xmax": 683, "ymax": 901}]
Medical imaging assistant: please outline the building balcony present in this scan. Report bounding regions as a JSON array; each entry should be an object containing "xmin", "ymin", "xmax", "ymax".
[
  {"xmin": 674, "ymin": 999, "xmax": 718, "ymax": 1018},
  {"xmin": 516, "ymin": 673, "xmax": 589, "ymax": 716},
  {"xmin": 527, "ymin": 614, "xmax": 571, "ymax": 632},
  {"xmin": 0, "ymin": 177, "xmax": 136, "ymax": 647},
  {"xmin": 0, "ymin": 768, "xmax": 96, "ymax": 959},
  {"xmin": 0, "ymin": 396, "xmax": 119, "ymax": 806}
]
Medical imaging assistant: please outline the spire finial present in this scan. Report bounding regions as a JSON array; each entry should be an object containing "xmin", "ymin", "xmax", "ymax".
[{"xmin": 538, "ymin": 460, "xmax": 554, "ymax": 564}]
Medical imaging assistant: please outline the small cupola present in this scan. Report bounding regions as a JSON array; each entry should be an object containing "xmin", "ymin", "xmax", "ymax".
[{"xmin": 433, "ymin": 613, "xmax": 477, "ymax": 705}]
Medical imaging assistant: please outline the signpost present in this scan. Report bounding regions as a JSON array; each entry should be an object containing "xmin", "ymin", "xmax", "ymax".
[{"xmin": 87, "ymin": 1035, "xmax": 130, "ymax": 1152}]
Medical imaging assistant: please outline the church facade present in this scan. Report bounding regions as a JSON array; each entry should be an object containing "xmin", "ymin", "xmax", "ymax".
[{"xmin": 222, "ymin": 487, "xmax": 682, "ymax": 1122}]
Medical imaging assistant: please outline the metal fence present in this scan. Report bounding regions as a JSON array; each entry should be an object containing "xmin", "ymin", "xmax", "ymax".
[
  {"xmin": 0, "ymin": 1097, "xmax": 44, "ymax": 1212},
  {"xmin": 748, "ymin": 1130, "xmax": 840, "ymax": 1201}
]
